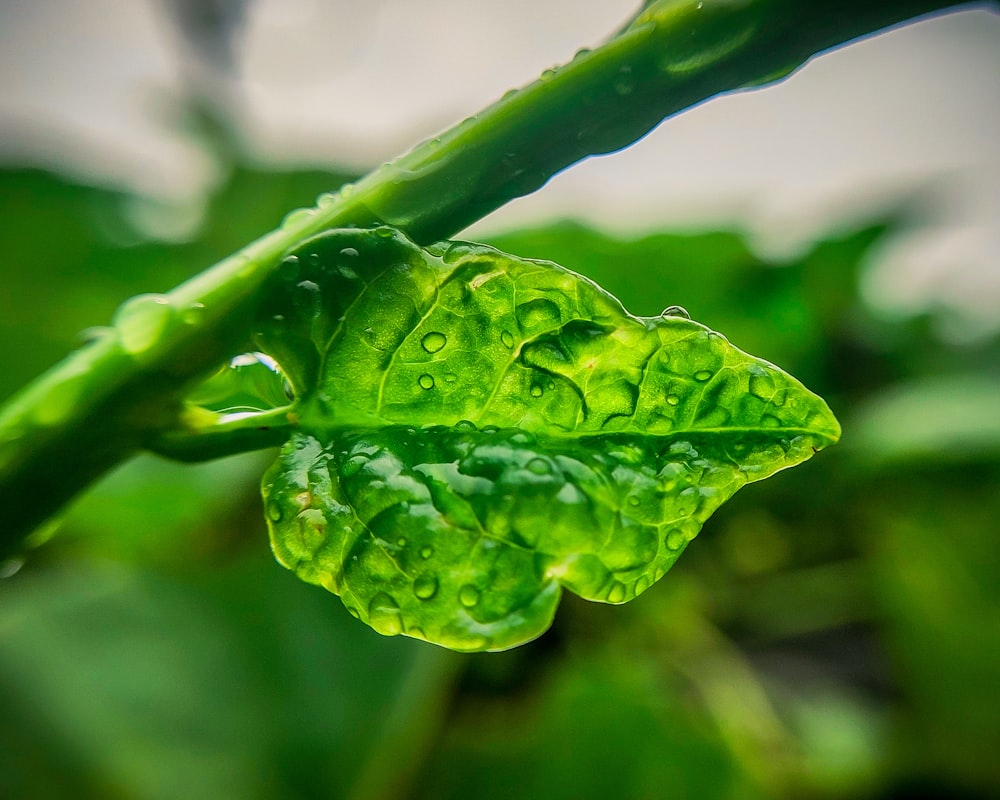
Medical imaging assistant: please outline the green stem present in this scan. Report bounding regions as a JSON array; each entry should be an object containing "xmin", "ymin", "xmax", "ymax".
[{"xmin": 0, "ymin": 0, "xmax": 981, "ymax": 555}]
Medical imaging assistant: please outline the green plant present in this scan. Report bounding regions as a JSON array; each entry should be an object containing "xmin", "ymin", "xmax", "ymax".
[{"xmin": 0, "ymin": 0, "xmax": 973, "ymax": 651}]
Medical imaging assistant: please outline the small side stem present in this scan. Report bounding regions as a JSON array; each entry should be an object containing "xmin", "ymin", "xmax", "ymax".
[{"xmin": 147, "ymin": 405, "xmax": 296, "ymax": 462}]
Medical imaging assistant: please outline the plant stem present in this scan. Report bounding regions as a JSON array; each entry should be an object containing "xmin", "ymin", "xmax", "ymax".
[{"xmin": 0, "ymin": 0, "xmax": 980, "ymax": 555}]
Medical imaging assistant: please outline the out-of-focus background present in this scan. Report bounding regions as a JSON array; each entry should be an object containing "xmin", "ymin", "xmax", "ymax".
[{"xmin": 1, "ymin": 1, "xmax": 998, "ymax": 798}]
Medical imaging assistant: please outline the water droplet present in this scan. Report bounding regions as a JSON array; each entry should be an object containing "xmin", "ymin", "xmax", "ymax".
[
  {"xmin": 396, "ymin": 536, "xmax": 407, "ymax": 548},
  {"xmin": 340, "ymin": 453, "xmax": 370, "ymax": 478},
  {"xmin": 627, "ymin": 496, "xmax": 641, "ymax": 507},
  {"xmin": 500, "ymin": 330, "xmax": 515, "ymax": 348},
  {"xmin": 296, "ymin": 508, "xmax": 327, "ymax": 552},
  {"xmin": 458, "ymin": 584, "xmax": 480, "ymax": 608},
  {"xmin": 660, "ymin": 305, "xmax": 690, "ymax": 319},
  {"xmin": 761, "ymin": 414, "xmax": 782, "ymax": 428},
  {"xmin": 78, "ymin": 326, "xmax": 112, "ymax": 346},
  {"xmin": 421, "ymin": 332, "xmax": 447, "ymax": 353},
  {"xmin": 339, "ymin": 247, "xmax": 359, "ymax": 258},
  {"xmin": 749, "ymin": 368, "xmax": 776, "ymax": 399},
  {"xmin": 267, "ymin": 501, "xmax": 283, "ymax": 522},
  {"xmin": 443, "ymin": 372, "xmax": 458, "ymax": 383},
  {"xmin": 666, "ymin": 529, "xmax": 686, "ymax": 550},
  {"xmin": 282, "ymin": 208, "xmax": 315, "ymax": 228},
  {"xmin": 280, "ymin": 254, "xmax": 300, "ymax": 281},
  {"xmin": 530, "ymin": 385, "xmax": 544, "ymax": 398},
  {"xmin": 454, "ymin": 419, "xmax": 477, "ymax": 432},
  {"xmin": 659, "ymin": 18, "xmax": 756, "ymax": 75},
  {"xmin": 316, "ymin": 192, "xmax": 336, "ymax": 208},
  {"xmin": 694, "ymin": 370, "xmax": 712, "ymax": 382},
  {"xmin": 367, "ymin": 592, "xmax": 404, "ymax": 636},
  {"xmin": 420, "ymin": 546, "xmax": 434, "ymax": 559},
  {"xmin": 666, "ymin": 394, "xmax": 680, "ymax": 406},
  {"xmin": 607, "ymin": 582, "xmax": 627, "ymax": 603},
  {"xmin": 0, "ymin": 557, "xmax": 25, "ymax": 579},
  {"xmin": 418, "ymin": 373, "xmax": 435, "ymax": 390},
  {"xmin": 614, "ymin": 65, "xmax": 635, "ymax": 95},
  {"xmin": 509, "ymin": 431, "xmax": 535, "ymax": 445},
  {"xmin": 413, "ymin": 574, "xmax": 439, "ymax": 600},
  {"xmin": 515, "ymin": 298, "xmax": 561, "ymax": 332},
  {"xmin": 113, "ymin": 293, "xmax": 175, "ymax": 356},
  {"xmin": 526, "ymin": 457, "xmax": 551, "ymax": 475},
  {"xmin": 635, "ymin": 575, "xmax": 651, "ymax": 595}
]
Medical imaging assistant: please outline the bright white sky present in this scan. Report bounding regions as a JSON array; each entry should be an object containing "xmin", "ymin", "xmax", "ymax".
[{"xmin": 1, "ymin": 0, "xmax": 998, "ymax": 336}]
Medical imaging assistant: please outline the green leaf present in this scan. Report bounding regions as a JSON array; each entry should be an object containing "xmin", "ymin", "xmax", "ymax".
[{"xmin": 258, "ymin": 228, "xmax": 839, "ymax": 651}]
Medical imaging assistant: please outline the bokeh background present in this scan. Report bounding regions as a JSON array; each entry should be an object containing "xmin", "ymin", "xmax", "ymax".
[{"xmin": 1, "ymin": 1, "xmax": 998, "ymax": 798}]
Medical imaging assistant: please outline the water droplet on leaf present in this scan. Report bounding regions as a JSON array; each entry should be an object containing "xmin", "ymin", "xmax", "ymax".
[
  {"xmin": 421, "ymin": 332, "xmax": 447, "ymax": 353},
  {"xmin": 666, "ymin": 529, "xmax": 686, "ymax": 550},
  {"xmin": 515, "ymin": 298, "xmax": 561, "ymax": 332},
  {"xmin": 607, "ymin": 582, "xmax": 627, "ymax": 603},
  {"xmin": 413, "ymin": 574, "xmax": 439, "ymax": 600},
  {"xmin": 459, "ymin": 585, "xmax": 481, "ymax": 607},
  {"xmin": 418, "ymin": 373, "xmax": 435, "ymax": 390},
  {"xmin": 526, "ymin": 457, "xmax": 551, "ymax": 475},
  {"xmin": 368, "ymin": 592, "xmax": 404, "ymax": 636}
]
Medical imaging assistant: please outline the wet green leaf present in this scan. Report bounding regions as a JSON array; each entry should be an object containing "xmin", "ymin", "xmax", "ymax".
[{"xmin": 258, "ymin": 228, "xmax": 839, "ymax": 651}]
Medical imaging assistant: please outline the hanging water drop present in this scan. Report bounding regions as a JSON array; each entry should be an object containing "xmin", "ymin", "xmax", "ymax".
[{"xmin": 367, "ymin": 593, "xmax": 404, "ymax": 636}]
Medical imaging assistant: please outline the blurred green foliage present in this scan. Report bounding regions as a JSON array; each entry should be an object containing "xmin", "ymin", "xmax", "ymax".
[{"xmin": 1, "ymin": 155, "xmax": 998, "ymax": 799}]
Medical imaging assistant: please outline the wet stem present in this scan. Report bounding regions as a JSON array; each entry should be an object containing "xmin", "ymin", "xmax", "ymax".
[{"xmin": 0, "ymin": 0, "xmax": 973, "ymax": 555}]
